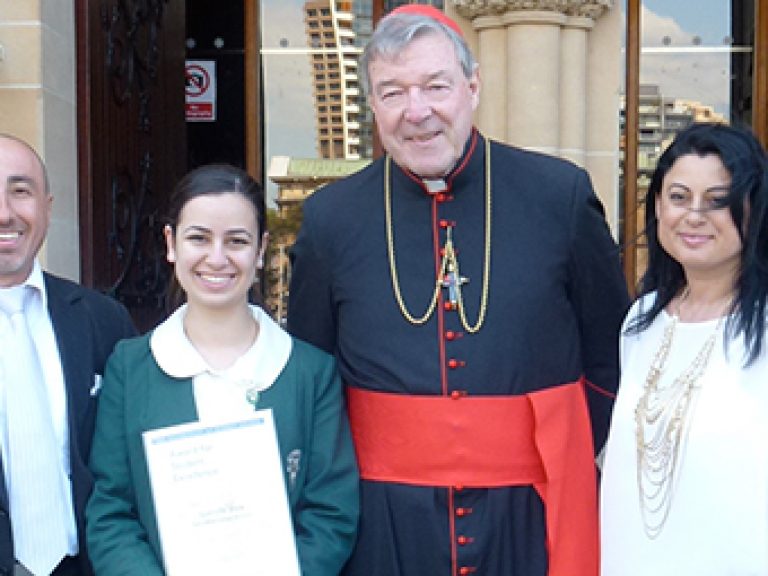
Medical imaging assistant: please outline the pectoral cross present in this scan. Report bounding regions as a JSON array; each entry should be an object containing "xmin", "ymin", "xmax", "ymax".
[
  {"xmin": 442, "ymin": 261, "xmax": 469, "ymax": 306},
  {"xmin": 440, "ymin": 226, "xmax": 469, "ymax": 307}
]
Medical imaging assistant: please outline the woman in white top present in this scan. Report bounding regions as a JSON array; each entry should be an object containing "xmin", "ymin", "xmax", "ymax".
[
  {"xmin": 86, "ymin": 164, "xmax": 359, "ymax": 575},
  {"xmin": 601, "ymin": 123, "xmax": 768, "ymax": 575}
]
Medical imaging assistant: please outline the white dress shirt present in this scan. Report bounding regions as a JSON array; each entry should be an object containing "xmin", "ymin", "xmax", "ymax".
[{"xmin": 0, "ymin": 260, "xmax": 78, "ymax": 555}]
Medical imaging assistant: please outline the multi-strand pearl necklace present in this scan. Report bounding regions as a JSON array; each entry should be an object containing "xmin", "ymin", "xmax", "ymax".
[{"xmin": 634, "ymin": 288, "xmax": 729, "ymax": 538}]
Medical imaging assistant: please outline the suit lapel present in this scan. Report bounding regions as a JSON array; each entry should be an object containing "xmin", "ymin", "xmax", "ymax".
[{"xmin": 44, "ymin": 275, "xmax": 94, "ymax": 437}]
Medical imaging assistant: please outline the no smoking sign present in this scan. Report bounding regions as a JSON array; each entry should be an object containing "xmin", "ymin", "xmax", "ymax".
[{"xmin": 185, "ymin": 60, "xmax": 216, "ymax": 122}]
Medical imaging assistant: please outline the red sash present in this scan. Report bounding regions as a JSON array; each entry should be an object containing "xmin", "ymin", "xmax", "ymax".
[{"xmin": 347, "ymin": 379, "xmax": 599, "ymax": 576}]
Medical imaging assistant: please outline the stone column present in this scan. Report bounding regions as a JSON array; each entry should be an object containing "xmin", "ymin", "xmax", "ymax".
[
  {"xmin": 559, "ymin": 16, "xmax": 593, "ymax": 167},
  {"xmin": 585, "ymin": 3, "xmax": 623, "ymax": 230},
  {"xmin": 452, "ymin": 0, "xmax": 620, "ymax": 231},
  {"xmin": 474, "ymin": 15, "xmax": 507, "ymax": 141},
  {"xmin": 503, "ymin": 10, "xmax": 565, "ymax": 153}
]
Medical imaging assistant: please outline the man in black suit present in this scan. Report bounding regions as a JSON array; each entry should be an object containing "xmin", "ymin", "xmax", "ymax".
[{"xmin": 0, "ymin": 134, "xmax": 136, "ymax": 576}]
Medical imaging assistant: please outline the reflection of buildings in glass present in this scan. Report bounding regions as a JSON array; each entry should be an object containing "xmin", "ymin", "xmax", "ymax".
[
  {"xmin": 304, "ymin": 0, "xmax": 362, "ymax": 160},
  {"xmin": 265, "ymin": 156, "xmax": 371, "ymax": 322},
  {"xmin": 351, "ymin": 1, "xmax": 374, "ymax": 159},
  {"xmin": 269, "ymin": 156, "xmax": 370, "ymax": 213},
  {"xmin": 632, "ymin": 84, "xmax": 727, "ymax": 184}
]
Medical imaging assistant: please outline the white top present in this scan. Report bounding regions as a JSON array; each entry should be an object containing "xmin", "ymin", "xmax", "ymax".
[
  {"xmin": 150, "ymin": 304, "xmax": 292, "ymax": 422},
  {"xmin": 0, "ymin": 261, "xmax": 77, "ymax": 554},
  {"xmin": 601, "ymin": 293, "xmax": 768, "ymax": 576}
]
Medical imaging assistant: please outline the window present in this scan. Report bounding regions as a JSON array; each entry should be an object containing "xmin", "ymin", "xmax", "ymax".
[{"xmin": 620, "ymin": 0, "xmax": 765, "ymax": 287}]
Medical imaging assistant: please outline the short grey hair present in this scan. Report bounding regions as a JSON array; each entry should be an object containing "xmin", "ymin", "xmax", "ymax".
[{"xmin": 360, "ymin": 11, "xmax": 478, "ymax": 96}]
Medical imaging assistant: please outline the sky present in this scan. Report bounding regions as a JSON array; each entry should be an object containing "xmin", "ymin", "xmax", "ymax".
[
  {"xmin": 642, "ymin": 0, "xmax": 731, "ymax": 45},
  {"xmin": 637, "ymin": 0, "xmax": 745, "ymax": 118}
]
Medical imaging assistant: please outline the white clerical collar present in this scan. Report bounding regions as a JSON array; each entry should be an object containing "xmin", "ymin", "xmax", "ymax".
[
  {"xmin": 421, "ymin": 179, "xmax": 448, "ymax": 194},
  {"xmin": 150, "ymin": 304, "xmax": 292, "ymax": 392}
]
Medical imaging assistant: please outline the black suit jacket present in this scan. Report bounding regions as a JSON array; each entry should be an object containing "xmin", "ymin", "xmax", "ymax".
[{"xmin": 0, "ymin": 273, "xmax": 137, "ymax": 576}]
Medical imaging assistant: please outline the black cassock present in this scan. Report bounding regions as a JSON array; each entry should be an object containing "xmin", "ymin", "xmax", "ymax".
[{"xmin": 288, "ymin": 130, "xmax": 629, "ymax": 576}]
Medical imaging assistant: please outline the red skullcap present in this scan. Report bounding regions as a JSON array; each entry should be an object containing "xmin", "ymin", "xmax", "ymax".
[{"xmin": 390, "ymin": 4, "xmax": 464, "ymax": 38}]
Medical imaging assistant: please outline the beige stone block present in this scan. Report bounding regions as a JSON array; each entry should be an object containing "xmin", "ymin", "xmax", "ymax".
[
  {"xmin": 0, "ymin": 24, "xmax": 42, "ymax": 84},
  {"xmin": 0, "ymin": 0, "xmax": 41, "ymax": 21},
  {"xmin": 0, "ymin": 88, "xmax": 43, "ymax": 140}
]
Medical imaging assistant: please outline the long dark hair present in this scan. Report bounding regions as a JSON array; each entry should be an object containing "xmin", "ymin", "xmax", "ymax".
[
  {"xmin": 628, "ymin": 123, "xmax": 768, "ymax": 365},
  {"xmin": 164, "ymin": 163, "xmax": 266, "ymax": 312}
]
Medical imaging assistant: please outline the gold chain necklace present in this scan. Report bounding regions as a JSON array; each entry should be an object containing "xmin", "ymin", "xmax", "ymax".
[
  {"xmin": 384, "ymin": 139, "xmax": 491, "ymax": 333},
  {"xmin": 634, "ymin": 288, "xmax": 726, "ymax": 538}
]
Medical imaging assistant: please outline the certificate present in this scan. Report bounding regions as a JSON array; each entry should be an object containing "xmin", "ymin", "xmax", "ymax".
[{"xmin": 143, "ymin": 410, "xmax": 300, "ymax": 576}]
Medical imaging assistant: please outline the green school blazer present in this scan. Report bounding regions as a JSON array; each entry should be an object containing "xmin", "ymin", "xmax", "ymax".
[{"xmin": 86, "ymin": 332, "xmax": 359, "ymax": 576}]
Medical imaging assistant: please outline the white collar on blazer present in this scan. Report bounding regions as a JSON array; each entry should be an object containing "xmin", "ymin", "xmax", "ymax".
[{"xmin": 150, "ymin": 304, "xmax": 292, "ymax": 395}]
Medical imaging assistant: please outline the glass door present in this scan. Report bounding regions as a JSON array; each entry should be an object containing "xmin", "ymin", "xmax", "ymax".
[{"xmin": 621, "ymin": 0, "xmax": 763, "ymax": 289}]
